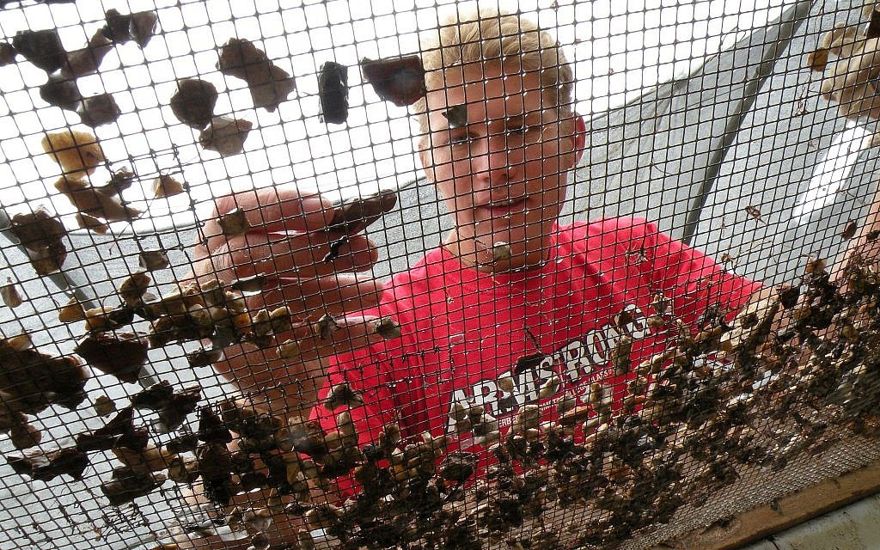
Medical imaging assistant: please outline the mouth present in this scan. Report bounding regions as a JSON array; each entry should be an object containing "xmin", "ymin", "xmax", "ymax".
[{"xmin": 481, "ymin": 197, "xmax": 528, "ymax": 216}]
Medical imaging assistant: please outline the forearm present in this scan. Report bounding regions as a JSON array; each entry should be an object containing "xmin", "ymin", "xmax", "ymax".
[{"xmin": 830, "ymin": 185, "xmax": 880, "ymax": 285}]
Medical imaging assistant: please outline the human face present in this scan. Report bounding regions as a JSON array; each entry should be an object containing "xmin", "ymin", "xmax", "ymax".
[{"xmin": 420, "ymin": 60, "xmax": 584, "ymax": 272}]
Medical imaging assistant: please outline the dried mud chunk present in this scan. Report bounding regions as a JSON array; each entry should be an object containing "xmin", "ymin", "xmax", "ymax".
[
  {"xmin": 7, "ymin": 447, "xmax": 89, "ymax": 482},
  {"xmin": 102, "ymin": 9, "xmax": 132, "ymax": 43},
  {"xmin": 152, "ymin": 173, "xmax": 186, "ymax": 198},
  {"xmin": 139, "ymin": 249, "xmax": 169, "ymax": 271},
  {"xmin": 94, "ymin": 395, "xmax": 116, "ymax": 416},
  {"xmin": 218, "ymin": 207, "xmax": 250, "ymax": 236},
  {"xmin": 197, "ymin": 405, "xmax": 232, "ymax": 444},
  {"xmin": 10, "ymin": 422, "xmax": 42, "ymax": 449},
  {"xmin": 74, "ymin": 332, "xmax": 148, "ymax": 384},
  {"xmin": 39, "ymin": 75, "xmax": 82, "ymax": 111},
  {"xmin": 130, "ymin": 11, "xmax": 159, "ymax": 49},
  {"xmin": 0, "ymin": 336, "xmax": 88, "ymax": 413},
  {"xmin": 41, "ymin": 129, "xmax": 105, "ymax": 178},
  {"xmin": 12, "ymin": 29, "xmax": 66, "ymax": 73},
  {"xmin": 25, "ymin": 242, "xmax": 67, "ymax": 275},
  {"xmin": 319, "ymin": 61, "xmax": 349, "ymax": 124},
  {"xmin": 361, "ymin": 56, "xmax": 426, "ymax": 106},
  {"xmin": 440, "ymin": 452, "xmax": 476, "ymax": 483},
  {"xmin": 199, "ymin": 116, "xmax": 253, "ymax": 156},
  {"xmin": 170, "ymin": 78, "xmax": 218, "ymax": 130},
  {"xmin": 328, "ymin": 189, "xmax": 398, "ymax": 235},
  {"xmin": 442, "ymin": 104, "xmax": 468, "ymax": 128},
  {"xmin": 324, "ymin": 382, "xmax": 363, "ymax": 411},
  {"xmin": 62, "ymin": 29, "xmax": 113, "ymax": 78},
  {"xmin": 10, "ymin": 207, "xmax": 65, "ymax": 249},
  {"xmin": 130, "ymin": 380, "xmax": 173, "ymax": 411},
  {"xmin": 156, "ymin": 386, "xmax": 201, "ymax": 433},
  {"xmin": 186, "ymin": 347, "xmax": 222, "ymax": 368},
  {"xmin": 55, "ymin": 176, "xmax": 142, "ymax": 222},
  {"xmin": 75, "ymin": 212, "xmax": 109, "ymax": 234},
  {"xmin": 101, "ymin": 467, "xmax": 165, "ymax": 506},
  {"xmin": 0, "ymin": 43, "xmax": 16, "ymax": 66},
  {"xmin": 1, "ymin": 279, "xmax": 23, "ymax": 309},
  {"xmin": 77, "ymin": 93, "xmax": 121, "ymax": 128},
  {"xmin": 113, "ymin": 443, "xmax": 174, "ymax": 474},
  {"xmin": 119, "ymin": 271, "xmax": 151, "ymax": 307},
  {"xmin": 216, "ymin": 37, "xmax": 295, "ymax": 112}
]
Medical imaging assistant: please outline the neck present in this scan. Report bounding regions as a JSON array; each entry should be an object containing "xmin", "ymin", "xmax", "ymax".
[{"xmin": 443, "ymin": 230, "xmax": 550, "ymax": 274}]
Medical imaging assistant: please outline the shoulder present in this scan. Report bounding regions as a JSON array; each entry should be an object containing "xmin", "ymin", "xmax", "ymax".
[{"xmin": 556, "ymin": 217, "xmax": 659, "ymax": 254}]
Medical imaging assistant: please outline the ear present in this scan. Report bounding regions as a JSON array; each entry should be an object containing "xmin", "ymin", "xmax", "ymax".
[{"xmin": 572, "ymin": 114, "xmax": 586, "ymax": 167}]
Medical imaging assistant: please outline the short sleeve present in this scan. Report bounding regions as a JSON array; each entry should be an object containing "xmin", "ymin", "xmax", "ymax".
[{"xmin": 642, "ymin": 220, "xmax": 763, "ymax": 324}]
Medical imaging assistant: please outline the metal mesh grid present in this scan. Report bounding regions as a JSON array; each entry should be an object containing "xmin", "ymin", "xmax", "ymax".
[{"xmin": 1, "ymin": 0, "xmax": 880, "ymax": 549}]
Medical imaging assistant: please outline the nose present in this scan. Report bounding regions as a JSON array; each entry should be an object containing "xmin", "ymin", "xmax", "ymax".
[{"xmin": 471, "ymin": 132, "xmax": 522, "ymax": 191}]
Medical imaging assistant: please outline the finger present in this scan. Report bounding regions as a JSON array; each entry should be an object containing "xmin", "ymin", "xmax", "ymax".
[
  {"xmin": 277, "ymin": 314, "xmax": 386, "ymax": 362},
  {"xmin": 196, "ymin": 188, "xmax": 337, "ymax": 258},
  {"xmin": 246, "ymin": 275, "xmax": 384, "ymax": 316},
  {"xmin": 224, "ymin": 232, "xmax": 378, "ymax": 280}
]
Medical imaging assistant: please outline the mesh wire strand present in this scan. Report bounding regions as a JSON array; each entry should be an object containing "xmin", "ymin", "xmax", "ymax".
[{"xmin": 0, "ymin": 0, "xmax": 879, "ymax": 549}]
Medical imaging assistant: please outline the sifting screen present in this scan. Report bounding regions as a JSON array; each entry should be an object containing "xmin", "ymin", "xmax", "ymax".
[{"xmin": 1, "ymin": 0, "xmax": 879, "ymax": 549}]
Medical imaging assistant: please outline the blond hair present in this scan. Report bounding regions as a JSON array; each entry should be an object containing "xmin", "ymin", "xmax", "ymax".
[{"xmin": 413, "ymin": 6, "xmax": 574, "ymax": 132}]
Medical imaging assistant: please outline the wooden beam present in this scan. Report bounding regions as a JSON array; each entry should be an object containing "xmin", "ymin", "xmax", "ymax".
[{"xmin": 664, "ymin": 459, "xmax": 880, "ymax": 549}]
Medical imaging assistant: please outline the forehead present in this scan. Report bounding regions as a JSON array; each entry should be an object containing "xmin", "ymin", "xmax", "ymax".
[{"xmin": 425, "ymin": 61, "xmax": 547, "ymax": 124}]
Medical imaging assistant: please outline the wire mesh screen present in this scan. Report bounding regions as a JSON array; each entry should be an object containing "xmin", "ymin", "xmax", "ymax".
[{"xmin": 1, "ymin": 0, "xmax": 879, "ymax": 549}]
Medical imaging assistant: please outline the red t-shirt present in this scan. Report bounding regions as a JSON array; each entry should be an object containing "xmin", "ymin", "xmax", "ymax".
[{"xmin": 310, "ymin": 217, "xmax": 761, "ymax": 492}]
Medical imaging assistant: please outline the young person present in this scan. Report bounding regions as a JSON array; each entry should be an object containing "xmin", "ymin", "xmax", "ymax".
[{"xmin": 187, "ymin": 5, "xmax": 879, "ymax": 546}]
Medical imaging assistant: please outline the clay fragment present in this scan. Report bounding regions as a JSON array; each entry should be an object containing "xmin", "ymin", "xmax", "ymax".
[
  {"xmin": 102, "ymin": 9, "xmax": 132, "ymax": 43},
  {"xmin": 101, "ymin": 467, "xmax": 166, "ymax": 506},
  {"xmin": 199, "ymin": 116, "xmax": 253, "ymax": 156},
  {"xmin": 319, "ymin": 61, "xmax": 349, "ymax": 124},
  {"xmin": 327, "ymin": 189, "xmax": 398, "ymax": 235},
  {"xmin": 77, "ymin": 93, "xmax": 121, "ymax": 128},
  {"xmin": 12, "ymin": 29, "xmax": 66, "ymax": 73},
  {"xmin": 0, "ymin": 43, "xmax": 16, "ymax": 66},
  {"xmin": 156, "ymin": 385, "xmax": 201, "ymax": 433},
  {"xmin": 152, "ymin": 174, "xmax": 186, "ymax": 198},
  {"xmin": 75, "ymin": 212, "xmax": 109, "ymax": 234},
  {"xmin": 55, "ymin": 176, "xmax": 142, "ymax": 222},
  {"xmin": 442, "ymin": 104, "xmax": 468, "ymax": 128},
  {"xmin": 139, "ymin": 250, "xmax": 169, "ymax": 271},
  {"xmin": 372, "ymin": 317, "xmax": 401, "ymax": 339},
  {"xmin": 186, "ymin": 347, "xmax": 222, "ymax": 368},
  {"xmin": 62, "ymin": 29, "xmax": 113, "ymax": 78},
  {"xmin": 10, "ymin": 207, "xmax": 68, "ymax": 275},
  {"xmin": 94, "ymin": 395, "xmax": 116, "ymax": 416},
  {"xmin": 130, "ymin": 380, "xmax": 173, "ymax": 411},
  {"xmin": 74, "ymin": 332, "xmax": 148, "ymax": 384},
  {"xmin": 218, "ymin": 207, "xmax": 250, "ymax": 236},
  {"xmin": 10, "ymin": 422, "xmax": 42, "ymax": 449},
  {"xmin": 361, "ymin": 56, "xmax": 427, "ymax": 106},
  {"xmin": 39, "ymin": 75, "xmax": 82, "ymax": 111},
  {"xmin": 41, "ymin": 129, "xmax": 105, "ymax": 178},
  {"xmin": 324, "ymin": 382, "xmax": 363, "ymax": 411},
  {"xmin": 216, "ymin": 38, "xmax": 295, "ymax": 112},
  {"xmin": 197, "ymin": 405, "xmax": 232, "ymax": 444},
  {"xmin": 170, "ymin": 79, "xmax": 218, "ymax": 130},
  {"xmin": 7, "ymin": 447, "xmax": 88, "ymax": 482},
  {"xmin": 130, "ymin": 11, "xmax": 159, "ymax": 49}
]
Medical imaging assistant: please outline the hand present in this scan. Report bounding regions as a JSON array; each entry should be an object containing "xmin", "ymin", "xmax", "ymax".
[{"xmin": 190, "ymin": 186, "xmax": 394, "ymax": 413}]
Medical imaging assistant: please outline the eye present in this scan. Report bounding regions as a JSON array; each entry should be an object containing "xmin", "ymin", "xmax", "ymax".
[{"xmin": 449, "ymin": 133, "xmax": 474, "ymax": 146}]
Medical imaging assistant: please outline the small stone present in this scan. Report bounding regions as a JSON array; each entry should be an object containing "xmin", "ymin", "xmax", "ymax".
[{"xmin": 170, "ymin": 79, "xmax": 218, "ymax": 130}]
